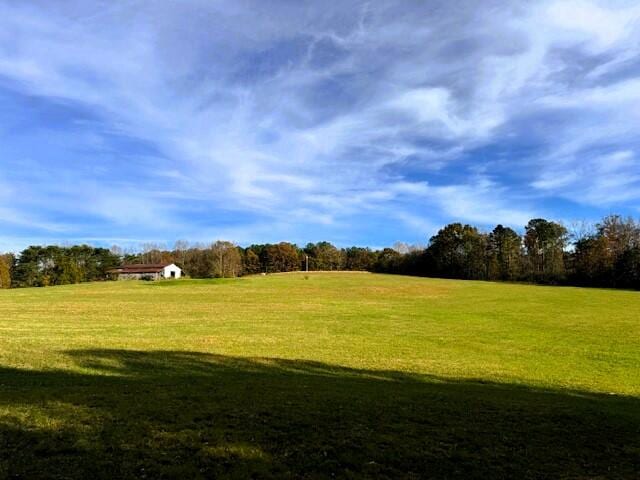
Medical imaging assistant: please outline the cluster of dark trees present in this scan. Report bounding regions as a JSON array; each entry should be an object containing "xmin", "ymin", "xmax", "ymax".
[
  {"xmin": 377, "ymin": 216, "xmax": 640, "ymax": 289},
  {"xmin": 1, "ymin": 214, "xmax": 639, "ymax": 290},
  {"xmin": 1, "ymin": 246, "xmax": 121, "ymax": 288}
]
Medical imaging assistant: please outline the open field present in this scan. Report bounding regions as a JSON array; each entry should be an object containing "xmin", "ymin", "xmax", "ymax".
[{"xmin": 1, "ymin": 273, "xmax": 639, "ymax": 479}]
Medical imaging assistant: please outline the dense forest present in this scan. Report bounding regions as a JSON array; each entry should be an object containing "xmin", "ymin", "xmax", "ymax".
[{"xmin": 1, "ymin": 214, "xmax": 639, "ymax": 290}]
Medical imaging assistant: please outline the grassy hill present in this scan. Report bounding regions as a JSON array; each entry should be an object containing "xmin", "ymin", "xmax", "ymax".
[{"xmin": 1, "ymin": 273, "xmax": 638, "ymax": 478}]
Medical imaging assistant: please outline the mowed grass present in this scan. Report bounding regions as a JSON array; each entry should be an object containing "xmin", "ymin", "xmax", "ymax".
[{"xmin": 0, "ymin": 273, "xmax": 639, "ymax": 478}]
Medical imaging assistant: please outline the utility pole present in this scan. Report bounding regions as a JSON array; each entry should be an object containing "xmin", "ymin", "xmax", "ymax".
[{"xmin": 305, "ymin": 254, "xmax": 309, "ymax": 272}]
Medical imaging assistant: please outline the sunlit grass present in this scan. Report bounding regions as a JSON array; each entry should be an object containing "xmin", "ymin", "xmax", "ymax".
[{"xmin": 1, "ymin": 273, "xmax": 638, "ymax": 394}]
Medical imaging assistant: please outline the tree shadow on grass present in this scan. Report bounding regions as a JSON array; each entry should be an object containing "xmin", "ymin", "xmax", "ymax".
[{"xmin": 0, "ymin": 350, "xmax": 638, "ymax": 479}]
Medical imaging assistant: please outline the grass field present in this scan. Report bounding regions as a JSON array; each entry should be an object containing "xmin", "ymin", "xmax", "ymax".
[{"xmin": 1, "ymin": 273, "xmax": 639, "ymax": 479}]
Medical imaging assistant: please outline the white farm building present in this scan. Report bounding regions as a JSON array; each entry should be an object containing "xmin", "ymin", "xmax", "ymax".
[{"xmin": 109, "ymin": 263, "xmax": 182, "ymax": 281}]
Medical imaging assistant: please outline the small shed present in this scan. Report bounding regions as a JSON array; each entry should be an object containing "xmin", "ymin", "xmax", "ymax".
[{"xmin": 109, "ymin": 263, "xmax": 182, "ymax": 281}]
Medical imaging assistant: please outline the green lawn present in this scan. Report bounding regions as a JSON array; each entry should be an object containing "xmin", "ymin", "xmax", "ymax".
[{"xmin": 1, "ymin": 273, "xmax": 639, "ymax": 479}]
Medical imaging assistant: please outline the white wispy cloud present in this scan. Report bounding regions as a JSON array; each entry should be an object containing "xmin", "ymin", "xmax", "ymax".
[{"xmin": 0, "ymin": 0, "xmax": 638, "ymax": 249}]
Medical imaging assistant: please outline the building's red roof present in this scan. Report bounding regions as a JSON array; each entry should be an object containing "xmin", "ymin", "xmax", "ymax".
[{"xmin": 109, "ymin": 263, "xmax": 172, "ymax": 274}]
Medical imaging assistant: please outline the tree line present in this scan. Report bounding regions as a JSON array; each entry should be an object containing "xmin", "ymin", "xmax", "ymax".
[
  {"xmin": 0, "ymin": 246, "xmax": 120, "ymax": 288},
  {"xmin": 1, "ymin": 214, "xmax": 638, "ymax": 290},
  {"xmin": 376, "ymin": 215, "xmax": 640, "ymax": 289}
]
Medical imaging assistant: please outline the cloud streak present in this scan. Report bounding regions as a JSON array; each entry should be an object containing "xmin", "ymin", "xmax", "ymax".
[{"xmin": 0, "ymin": 0, "xmax": 639, "ymax": 250}]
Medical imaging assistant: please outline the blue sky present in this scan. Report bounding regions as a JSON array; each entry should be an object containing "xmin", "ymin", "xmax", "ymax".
[{"xmin": 1, "ymin": 0, "xmax": 640, "ymax": 251}]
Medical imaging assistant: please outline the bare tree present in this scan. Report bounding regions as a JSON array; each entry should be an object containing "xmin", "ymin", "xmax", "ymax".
[
  {"xmin": 568, "ymin": 220, "xmax": 595, "ymax": 245},
  {"xmin": 174, "ymin": 240, "xmax": 189, "ymax": 267},
  {"xmin": 209, "ymin": 241, "xmax": 242, "ymax": 278},
  {"xmin": 110, "ymin": 245, "xmax": 124, "ymax": 258},
  {"xmin": 392, "ymin": 242, "xmax": 411, "ymax": 255},
  {"xmin": 140, "ymin": 243, "xmax": 165, "ymax": 264}
]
